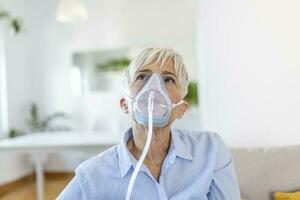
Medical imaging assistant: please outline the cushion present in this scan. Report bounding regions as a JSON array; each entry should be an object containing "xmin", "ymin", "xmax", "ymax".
[{"xmin": 274, "ymin": 191, "xmax": 300, "ymax": 200}]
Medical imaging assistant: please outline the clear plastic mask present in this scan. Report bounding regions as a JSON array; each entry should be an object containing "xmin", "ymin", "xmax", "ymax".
[{"xmin": 126, "ymin": 73, "xmax": 183, "ymax": 127}]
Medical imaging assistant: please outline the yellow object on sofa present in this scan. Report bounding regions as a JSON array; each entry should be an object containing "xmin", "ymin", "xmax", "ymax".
[{"xmin": 274, "ymin": 191, "xmax": 300, "ymax": 200}]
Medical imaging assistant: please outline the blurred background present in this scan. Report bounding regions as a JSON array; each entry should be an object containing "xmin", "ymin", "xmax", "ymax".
[{"xmin": 0, "ymin": 0, "xmax": 300, "ymax": 199}]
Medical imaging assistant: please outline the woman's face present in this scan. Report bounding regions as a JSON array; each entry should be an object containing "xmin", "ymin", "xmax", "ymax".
[
  {"xmin": 120, "ymin": 59, "xmax": 188, "ymax": 128},
  {"xmin": 129, "ymin": 59, "xmax": 182, "ymax": 104}
]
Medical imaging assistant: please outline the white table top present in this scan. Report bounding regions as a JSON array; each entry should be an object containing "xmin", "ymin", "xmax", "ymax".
[{"xmin": 0, "ymin": 132, "xmax": 121, "ymax": 152}]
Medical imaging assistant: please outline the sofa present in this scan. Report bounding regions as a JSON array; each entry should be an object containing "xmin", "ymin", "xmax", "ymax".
[{"xmin": 231, "ymin": 144, "xmax": 300, "ymax": 200}]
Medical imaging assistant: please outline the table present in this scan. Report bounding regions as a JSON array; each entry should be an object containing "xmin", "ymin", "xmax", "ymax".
[{"xmin": 0, "ymin": 132, "xmax": 120, "ymax": 200}]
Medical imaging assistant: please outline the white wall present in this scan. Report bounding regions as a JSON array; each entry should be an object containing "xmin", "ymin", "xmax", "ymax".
[
  {"xmin": 0, "ymin": 153, "xmax": 32, "ymax": 186},
  {"xmin": 197, "ymin": 0, "xmax": 300, "ymax": 148},
  {"xmin": 0, "ymin": 2, "xmax": 35, "ymax": 185}
]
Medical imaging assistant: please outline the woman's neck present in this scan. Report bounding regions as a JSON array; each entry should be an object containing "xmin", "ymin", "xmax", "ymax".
[{"xmin": 127, "ymin": 126, "xmax": 171, "ymax": 181}]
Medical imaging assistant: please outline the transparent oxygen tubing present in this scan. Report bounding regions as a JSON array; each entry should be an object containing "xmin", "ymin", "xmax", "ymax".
[{"xmin": 125, "ymin": 91, "xmax": 155, "ymax": 200}]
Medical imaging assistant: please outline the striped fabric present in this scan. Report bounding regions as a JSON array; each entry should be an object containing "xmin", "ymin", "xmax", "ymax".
[{"xmin": 57, "ymin": 128, "xmax": 240, "ymax": 200}]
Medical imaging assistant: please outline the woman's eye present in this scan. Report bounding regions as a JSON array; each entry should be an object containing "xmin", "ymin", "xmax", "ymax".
[
  {"xmin": 164, "ymin": 77, "xmax": 175, "ymax": 84},
  {"xmin": 136, "ymin": 74, "xmax": 148, "ymax": 81}
]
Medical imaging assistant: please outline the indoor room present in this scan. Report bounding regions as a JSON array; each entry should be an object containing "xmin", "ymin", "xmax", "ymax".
[{"xmin": 0, "ymin": 0, "xmax": 300, "ymax": 200}]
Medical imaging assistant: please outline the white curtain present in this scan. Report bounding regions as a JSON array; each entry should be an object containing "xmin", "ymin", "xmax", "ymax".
[{"xmin": 0, "ymin": 22, "xmax": 9, "ymax": 137}]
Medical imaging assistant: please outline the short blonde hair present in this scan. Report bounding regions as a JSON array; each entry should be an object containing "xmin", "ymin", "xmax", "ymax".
[{"xmin": 124, "ymin": 47, "xmax": 189, "ymax": 98}]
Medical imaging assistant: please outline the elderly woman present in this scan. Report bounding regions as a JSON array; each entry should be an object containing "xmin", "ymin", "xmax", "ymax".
[{"xmin": 58, "ymin": 47, "xmax": 240, "ymax": 199}]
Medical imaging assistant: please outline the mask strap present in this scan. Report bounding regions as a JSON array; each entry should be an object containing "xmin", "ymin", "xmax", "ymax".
[
  {"xmin": 124, "ymin": 96, "xmax": 133, "ymax": 102},
  {"xmin": 172, "ymin": 100, "xmax": 184, "ymax": 108}
]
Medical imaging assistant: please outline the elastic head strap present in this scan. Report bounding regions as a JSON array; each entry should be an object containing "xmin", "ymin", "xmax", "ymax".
[{"xmin": 172, "ymin": 100, "xmax": 184, "ymax": 108}]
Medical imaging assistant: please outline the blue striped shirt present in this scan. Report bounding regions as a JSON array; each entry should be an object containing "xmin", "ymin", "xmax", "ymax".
[{"xmin": 57, "ymin": 128, "xmax": 240, "ymax": 199}]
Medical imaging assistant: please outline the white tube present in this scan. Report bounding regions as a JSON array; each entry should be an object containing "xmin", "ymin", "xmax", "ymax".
[{"xmin": 125, "ymin": 91, "xmax": 155, "ymax": 200}]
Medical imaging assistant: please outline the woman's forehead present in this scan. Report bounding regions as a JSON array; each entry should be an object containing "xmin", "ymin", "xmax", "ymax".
[{"xmin": 137, "ymin": 59, "xmax": 176, "ymax": 74}]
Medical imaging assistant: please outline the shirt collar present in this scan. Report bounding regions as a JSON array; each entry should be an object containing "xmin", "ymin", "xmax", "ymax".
[
  {"xmin": 117, "ymin": 128, "xmax": 193, "ymax": 178},
  {"xmin": 170, "ymin": 128, "xmax": 194, "ymax": 161},
  {"xmin": 117, "ymin": 128, "xmax": 134, "ymax": 178}
]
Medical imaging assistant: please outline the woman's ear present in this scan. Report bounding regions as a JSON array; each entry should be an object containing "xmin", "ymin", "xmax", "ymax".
[
  {"xmin": 120, "ymin": 97, "xmax": 129, "ymax": 114},
  {"xmin": 176, "ymin": 100, "xmax": 189, "ymax": 119}
]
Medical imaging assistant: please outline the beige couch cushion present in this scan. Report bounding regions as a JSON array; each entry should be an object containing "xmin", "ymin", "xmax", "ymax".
[{"xmin": 231, "ymin": 145, "xmax": 300, "ymax": 200}]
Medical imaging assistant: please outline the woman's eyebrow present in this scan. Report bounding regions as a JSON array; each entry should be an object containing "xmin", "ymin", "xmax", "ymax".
[
  {"xmin": 136, "ymin": 69, "xmax": 152, "ymax": 74},
  {"xmin": 136, "ymin": 69, "xmax": 177, "ymax": 78},
  {"xmin": 162, "ymin": 71, "xmax": 177, "ymax": 77}
]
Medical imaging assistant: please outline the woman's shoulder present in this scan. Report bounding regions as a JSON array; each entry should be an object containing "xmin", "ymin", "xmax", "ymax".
[
  {"xmin": 172, "ymin": 128, "xmax": 223, "ymax": 146},
  {"xmin": 75, "ymin": 144, "xmax": 119, "ymax": 176},
  {"xmin": 172, "ymin": 129, "xmax": 232, "ymax": 168}
]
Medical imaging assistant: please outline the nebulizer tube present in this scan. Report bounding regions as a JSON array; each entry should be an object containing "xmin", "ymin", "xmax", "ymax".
[{"xmin": 125, "ymin": 91, "xmax": 155, "ymax": 200}]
